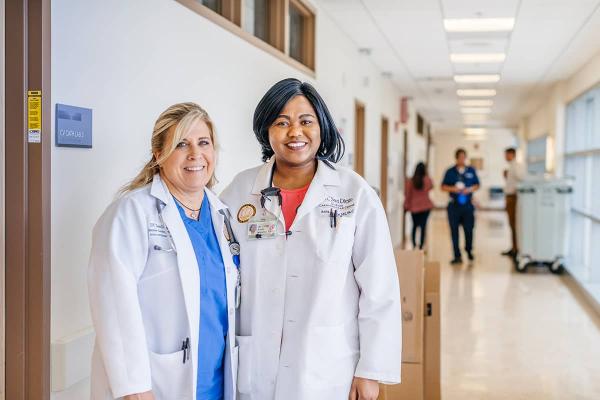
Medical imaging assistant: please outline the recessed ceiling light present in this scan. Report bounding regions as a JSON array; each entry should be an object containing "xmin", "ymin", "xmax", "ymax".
[
  {"xmin": 463, "ymin": 115, "xmax": 488, "ymax": 122},
  {"xmin": 460, "ymin": 99, "xmax": 494, "ymax": 107},
  {"xmin": 461, "ymin": 107, "xmax": 492, "ymax": 114},
  {"xmin": 444, "ymin": 18, "xmax": 515, "ymax": 32},
  {"xmin": 457, "ymin": 89, "xmax": 497, "ymax": 97},
  {"xmin": 454, "ymin": 74, "xmax": 500, "ymax": 83},
  {"xmin": 464, "ymin": 128, "xmax": 487, "ymax": 135},
  {"xmin": 450, "ymin": 53, "xmax": 506, "ymax": 63}
]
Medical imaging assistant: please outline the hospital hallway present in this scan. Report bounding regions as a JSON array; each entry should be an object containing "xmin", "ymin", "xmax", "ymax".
[
  {"xmin": 425, "ymin": 210, "xmax": 600, "ymax": 399},
  {"xmin": 5, "ymin": 0, "xmax": 600, "ymax": 398}
]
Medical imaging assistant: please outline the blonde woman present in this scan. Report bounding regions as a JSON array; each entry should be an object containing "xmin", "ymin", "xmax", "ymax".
[{"xmin": 88, "ymin": 103, "xmax": 239, "ymax": 400}]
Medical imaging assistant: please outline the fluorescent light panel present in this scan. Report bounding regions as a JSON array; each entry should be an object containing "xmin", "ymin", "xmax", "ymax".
[
  {"xmin": 450, "ymin": 53, "xmax": 506, "ymax": 63},
  {"xmin": 461, "ymin": 107, "xmax": 492, "ymax": 114},
  {"xmin": 463, "ymin": 116, "xmax": 488, "ymax": 123},
  {"xmin": 444, "ymin": 18, "xmax": 515, "ymax": 32},
  {"xmin": 454, "ymin": 74, "xmax": 500, "ymax": 83},
  {"xmin": 460, "ymin": 99, "xmax": 494, "ymax": 107},
  {"xmin": 457, "ymin": 89, "xmax": 497, "ymax": 97},
  {"xmin": 464, "ymin": 128, "xmax": 487, "ymax": 135}
]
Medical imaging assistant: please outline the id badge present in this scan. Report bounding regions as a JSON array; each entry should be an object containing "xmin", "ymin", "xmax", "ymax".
[{"xmin": 247, "ymin": 215, "xmax": 278, "ymax": 240}]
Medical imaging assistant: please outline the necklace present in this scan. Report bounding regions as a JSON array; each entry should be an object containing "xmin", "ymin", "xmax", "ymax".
[{"xmin": 173, "ymin": 196, "xmax": 201, "ymax": 219}]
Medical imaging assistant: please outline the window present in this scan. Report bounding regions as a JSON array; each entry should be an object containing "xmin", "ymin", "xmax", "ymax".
[
  {"xmin": 288, "ymin": 0, "xmax": 315, "ymax": 69},
  {"xmin": 564, "ymin": 83, "xmax": 600, "ymax": 299},
  {"xmin": 243, "ymin": 0, "xmax": 269, "ymax": 43},
  {"xmin": 526, "ymin": 135, "xmax": 548, "ymax": 175},
  {"xmin": 178, "ymin": 0, "xmax": 315, "ymax": 73},
  {"xmin": 200, "ymin": 0, "xmax": 221, "ymax": 15},
  {"xmin": 194, "ymin": 0, "xmax": 241, "ymax": 24}
]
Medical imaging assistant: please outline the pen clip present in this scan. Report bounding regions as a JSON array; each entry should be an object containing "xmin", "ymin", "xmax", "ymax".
[{"xmin": 182, "ymin": 337, "xmax": 190, "ymax": 364}]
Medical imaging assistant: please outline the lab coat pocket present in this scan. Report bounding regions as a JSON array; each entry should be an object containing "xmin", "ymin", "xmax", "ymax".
[
  {"xmin": 235, "ymin": 336, "xmax": 253, "ymax": 394},
  {"xmin": 305, "ymin": 324, "xmax": 359, "ymax": 388},
  {"xmin": 149, "ymin": 350, "xmax": 193, "ymax": 400},
  {"xmin": 142, "ymin": 244, "xmax": 178, "ymax": 281}
]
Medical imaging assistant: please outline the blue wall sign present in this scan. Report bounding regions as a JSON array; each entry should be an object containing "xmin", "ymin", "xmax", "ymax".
[{"xmin": 55, "ymin": 104, "xmax": 92, "ymax": 148}]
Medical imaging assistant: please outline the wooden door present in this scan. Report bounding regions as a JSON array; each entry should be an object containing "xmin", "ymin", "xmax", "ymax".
[
  {"xmin": 380, "ymin": 117, "xmax": 389, "ymax": 211},
  {"xmin": 354, "ymin": 101, "xmax": 365, "ymax": 177}
]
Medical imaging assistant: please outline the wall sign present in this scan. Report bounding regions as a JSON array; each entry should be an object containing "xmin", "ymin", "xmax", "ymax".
[{"xmin": 55, "ymin": 104, "xmax": 92, "ymax": 148}]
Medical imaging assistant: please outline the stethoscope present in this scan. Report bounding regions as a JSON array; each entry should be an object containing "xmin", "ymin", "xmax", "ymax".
[
  {"xmin": 260, "ymin": 161, "xmax": 337, "ymax": 230},
  {"xmin": 155, "ymin": 199, "xmax": 242, "ymax": 308},
  {"xmin": 258, "ymin": 163, "xmax": 297, "ymax": 237},
  {"xmin": 155, "ymin": 200, "xmax": 177, "ymax": 253},
  {"xmin": 260, "ymin": 162, "xmax": 282, "ymax": 210}
]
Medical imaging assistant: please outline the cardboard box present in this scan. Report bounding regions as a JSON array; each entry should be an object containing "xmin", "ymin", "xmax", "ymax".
[
  {"xmin": 395, "ymin": 250, "xmax": 425, "ymax": 364},
  {"xmin": 379, "ymin": 362, "xmax": 424, "ymax": 400},
  {"xmin": 378, "ymin": 253, "xmax": 439, "ymax": 400},
  {"xmin": 424, "ymin": 262, "xmax": 441, "ymax": 400}
]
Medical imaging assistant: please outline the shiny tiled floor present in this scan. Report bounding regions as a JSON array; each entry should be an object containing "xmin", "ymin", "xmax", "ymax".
[{"xmin": 425, "ymin": 210, "xmax": 600, "ymax": 400}]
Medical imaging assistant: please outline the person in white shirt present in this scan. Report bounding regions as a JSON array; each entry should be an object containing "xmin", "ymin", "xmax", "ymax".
[{"xmin": 502, "ymin": 147, "xmax": 525, "ymax": 257}]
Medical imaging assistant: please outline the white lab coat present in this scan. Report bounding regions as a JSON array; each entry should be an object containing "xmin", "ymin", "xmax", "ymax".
[
  {"xmin": 220, "ymin": 158, "xmax": 401, "ymax": 400},
  {"xmin": 88, "ymin": 174, "xmax": 238, "ymax": 400}
]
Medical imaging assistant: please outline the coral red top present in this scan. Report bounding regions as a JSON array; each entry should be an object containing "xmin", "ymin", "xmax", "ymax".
[
  {"xmin": 280, "ymin": 183, "xmax": 310, "ymax": 231},
  {"xmin": 404, "ymin": 176, "xmax": 434, "ymax": 213}
]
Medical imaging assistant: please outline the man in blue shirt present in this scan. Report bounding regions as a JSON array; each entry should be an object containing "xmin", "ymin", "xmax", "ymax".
[{"xmin": 441, "ymin": 148, "xmax": 480, "ymax": 264}]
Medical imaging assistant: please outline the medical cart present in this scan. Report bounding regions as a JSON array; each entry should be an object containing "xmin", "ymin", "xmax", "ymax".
[{"xmin": 514, "ymin": 177, "xmax": 573, "ymax": 274}]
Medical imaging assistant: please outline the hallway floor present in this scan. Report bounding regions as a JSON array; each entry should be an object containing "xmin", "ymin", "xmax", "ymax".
[{"xmin": 426, "ymin": 210, "xmax": 600, "ymax": 400}]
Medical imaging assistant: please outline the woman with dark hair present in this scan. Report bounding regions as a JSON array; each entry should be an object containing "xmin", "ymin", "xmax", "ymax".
[
  {"xmin": 221, "ymin": 78, "xmax": 401, "ymax": 400},
  {"xmin": 404, "ymin": 162, "xmax": 434, "ymax": 250}
]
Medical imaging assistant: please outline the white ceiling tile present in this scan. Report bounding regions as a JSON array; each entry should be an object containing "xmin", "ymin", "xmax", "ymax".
[{"xmin": 316, "ymin": 0, "xmax": 600, "ymax": 132}]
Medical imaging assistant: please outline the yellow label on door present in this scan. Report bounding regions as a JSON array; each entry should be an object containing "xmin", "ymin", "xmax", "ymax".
[{"xmin": 27, "ymin": 90, "xmax": 42, "ymax": 143}]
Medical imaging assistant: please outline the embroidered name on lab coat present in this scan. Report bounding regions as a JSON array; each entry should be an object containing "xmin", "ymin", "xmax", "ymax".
[
  {"xmin": 318, "ymin": 196, "xmax": 356, "ymax": 217},
  {"xmin": 148, "ymin": 222, "xmax": 169, "ymax": 238}
]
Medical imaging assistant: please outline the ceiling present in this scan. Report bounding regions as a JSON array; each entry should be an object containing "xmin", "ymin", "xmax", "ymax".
[{"xmin": 317, "ymin": 0, "xmax": 600, "ymax": 136}]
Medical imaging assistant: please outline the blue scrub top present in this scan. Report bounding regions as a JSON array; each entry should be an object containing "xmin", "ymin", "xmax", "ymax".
[
  {"xmin": 176, "ymin": 194, "xmax": 228, "ymax": 400},
  {"xmin": 442, "ymin": 165, "xmax": 480, "ymax": 204}
]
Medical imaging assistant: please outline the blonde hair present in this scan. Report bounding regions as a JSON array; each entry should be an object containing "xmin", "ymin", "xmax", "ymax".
[{"xmin": 121, "ymin": 102, "xmax": 218, "ymax": 194}]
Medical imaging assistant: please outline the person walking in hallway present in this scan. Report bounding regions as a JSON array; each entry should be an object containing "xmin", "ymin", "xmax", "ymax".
[
  {"xmin": 441, "ymin": 148, "xmax": 480, "ymax": 264},
  {"xmin": 502, "ymin": 147, "xmax": 525, "ymax": 258},
  {"xmin": 404, "ymin": 162, "xmax": 434, "ymax": 250}
]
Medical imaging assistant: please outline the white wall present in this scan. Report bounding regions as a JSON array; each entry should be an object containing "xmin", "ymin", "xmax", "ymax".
[
  {"xmin": 431, "ymin": 131, "xmax": 517, "ymax": 208},
  {"xmin": 50, "ymin": 0, "xmax": 406, "ymax": 396}
]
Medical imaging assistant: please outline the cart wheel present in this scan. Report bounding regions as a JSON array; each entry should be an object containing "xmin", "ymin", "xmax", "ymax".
[
  {"xmin": 515, "ymin": 256, "xmax": 529, "ymax": 273},
  {"xmin": 549, "ymin": 260, "xmax": 564, "ymax": 274}
]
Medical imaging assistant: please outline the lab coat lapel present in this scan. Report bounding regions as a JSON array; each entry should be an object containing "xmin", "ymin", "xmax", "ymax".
[
  {"xmin": 150, "ymin": 175, "xmax": 200, "ymax": 395},
  {"xmin": 292, "ymin": 160, "xmax": 341, "ymax": 229}
]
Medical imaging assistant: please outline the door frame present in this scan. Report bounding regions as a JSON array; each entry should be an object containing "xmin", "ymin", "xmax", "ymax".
[
  {"xmin": 5, "ymin": 0, "xmax": 52, "ymax": 398},
  {"xmin": 380, "ymin": 116, "xmax": 389, "ymax": 212},
  {"xmin": 354, "ymin": 100, "xmax": 365, "ymax": 177},
  {"xmin": 401, "ymin": 129, "xmax": 408, "ymax": 248},
  {"xmin": 1, "ymin": 0, "xmax": 5, "ymax": 397}
]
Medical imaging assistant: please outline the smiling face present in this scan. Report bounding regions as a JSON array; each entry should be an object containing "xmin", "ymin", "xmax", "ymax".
[
  {"xmin": 156, "ymin": 118, "xmax": 215, "ymax": 196},
  {"xmin": 268, "ymin": 95, "xmax": 321, "ymax": 169}
]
